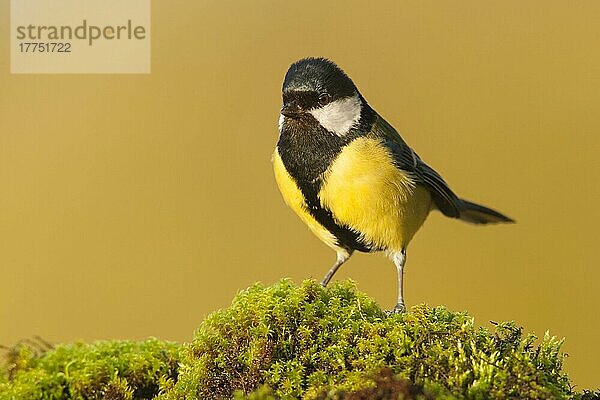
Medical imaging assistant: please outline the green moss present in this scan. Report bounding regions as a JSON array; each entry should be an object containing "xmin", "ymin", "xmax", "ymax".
[
  {"xmin": 158, "ymin": 279, "xmax": 573, "ymax": 399},
  {"xmin": 1, "ymin": 279, "xmax": 597, "ymax": 399},
  {"xmin": 0, "ymin": 338, "xmax": 179, "ymax": 400}
]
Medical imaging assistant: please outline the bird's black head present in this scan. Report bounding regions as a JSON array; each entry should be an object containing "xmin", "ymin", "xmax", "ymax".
[
  {"xmin": 280, "ymin": 58, "xmax": 366, "ymax": 137},
  {"xmin": 283, "ymin": 58, "xmax": 357, "ymax": 104}
]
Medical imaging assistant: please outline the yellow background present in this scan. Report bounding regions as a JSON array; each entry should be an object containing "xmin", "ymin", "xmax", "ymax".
[{"xmin": 1, "ymin": 0, "xmax": 598, "ymax": 389}]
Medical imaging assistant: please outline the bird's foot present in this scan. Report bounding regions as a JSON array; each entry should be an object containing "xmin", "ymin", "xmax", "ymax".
[{"xmin": 390, "ymin": 302, "xmax": 406, "ymax": 314}]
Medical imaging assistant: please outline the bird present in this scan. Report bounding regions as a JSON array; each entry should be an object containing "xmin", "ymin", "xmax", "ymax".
[{"xmin": 273, "ymin": 57, "xmax": 514, "ymax": 312}]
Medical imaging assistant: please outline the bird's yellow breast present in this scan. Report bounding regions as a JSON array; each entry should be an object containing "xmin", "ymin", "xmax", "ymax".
[
  {"xmin": 319, "ymin": 137, "xmax": 432, "ymax": 251},
  {"xmin": 273, "ymin": 149, "xmax": 341, "ymax": 252}
]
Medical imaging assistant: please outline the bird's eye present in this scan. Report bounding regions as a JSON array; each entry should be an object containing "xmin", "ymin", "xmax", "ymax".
[{"xmin": 318, "ymin": 93, "xmax": 331, "ymax": 106}]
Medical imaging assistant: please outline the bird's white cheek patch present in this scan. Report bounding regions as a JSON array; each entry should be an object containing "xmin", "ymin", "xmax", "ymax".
[
  {"xmin": 309, "ymin": 94, "xmax": 362, "ymax": 136},
  {"xmin": 278, "ymin": 113, "xmax": 285, "ymax": 132}
]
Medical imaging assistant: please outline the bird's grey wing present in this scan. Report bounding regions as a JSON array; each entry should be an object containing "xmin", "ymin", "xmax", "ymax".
[
  {"xmin": 415, "ymin": 160, "xmax": 461, "ymax": 218},
  {"xmin": 370, "ymin": 116, "xmax": 462, "ymax": 218}
]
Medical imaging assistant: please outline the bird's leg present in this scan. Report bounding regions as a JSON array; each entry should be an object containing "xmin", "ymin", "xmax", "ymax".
[
  {"xmin": 392, "ymin": 249, "xmax": 407, "ymax": 313},
  {"xmin": 320, "ymin": 250, "xmax": 353, "ymax": 287}
]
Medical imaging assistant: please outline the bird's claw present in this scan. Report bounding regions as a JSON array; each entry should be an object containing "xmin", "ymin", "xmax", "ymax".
[{"xmin": 386, "ymin": 302, "xmax": 406, "ymax": 315}]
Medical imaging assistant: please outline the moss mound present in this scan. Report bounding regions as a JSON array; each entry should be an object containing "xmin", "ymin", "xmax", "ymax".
[
  {"xmin": 160, "ymin": 279, "xmax": 571, "ymax": 399},
  {"xmin": 0, "ymin": 338, "xmax": 179, "ymax": 400},
  {"xmin": 1, "ymin": 279, "xmax": 597, "ymax": 399}
]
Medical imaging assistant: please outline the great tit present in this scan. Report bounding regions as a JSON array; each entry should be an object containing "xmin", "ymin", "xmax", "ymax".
[{"xmin": 273, "ymin": 57, "xmax": 514, "ymax": 312}]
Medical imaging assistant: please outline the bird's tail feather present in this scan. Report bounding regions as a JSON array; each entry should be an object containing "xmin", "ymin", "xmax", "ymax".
[{"xmin": 459, "ymin": 199, "xmax": 515, "ymax": 224}]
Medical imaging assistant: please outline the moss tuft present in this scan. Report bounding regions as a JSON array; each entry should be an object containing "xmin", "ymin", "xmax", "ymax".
[
  {"xmin": 0, "ymin": 338, "xmax": 179, "ymax": 400},
  {"xmin": 158, "ymin": 279, "xmax": 573, "ymax": 399}
]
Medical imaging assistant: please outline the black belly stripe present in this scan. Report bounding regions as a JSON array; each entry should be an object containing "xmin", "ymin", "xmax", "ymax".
[{"xmin": 277, "ymin": 104, "xmax": 378, "ymax": 253}]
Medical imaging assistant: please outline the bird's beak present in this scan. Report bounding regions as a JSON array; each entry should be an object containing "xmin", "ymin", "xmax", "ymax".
[{"xmin": 281, "ymin": 101, "xmax": 302, "ymax": 118}]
